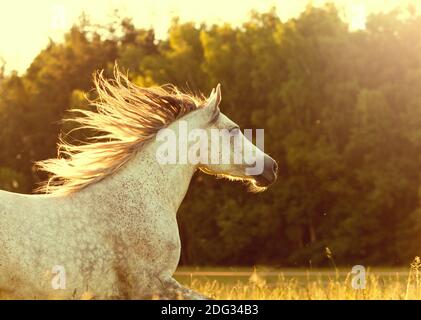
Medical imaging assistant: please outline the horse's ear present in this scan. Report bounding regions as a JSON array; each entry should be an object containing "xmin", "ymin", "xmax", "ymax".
[{"xmin": 206, "ymin": 83, "xmax": 222, "ymax": 112}]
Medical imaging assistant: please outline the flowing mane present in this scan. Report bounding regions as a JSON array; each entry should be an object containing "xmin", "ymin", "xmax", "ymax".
[{"xmin": 36, "ymin": 68, "xmax": 205, "ymax": 195}]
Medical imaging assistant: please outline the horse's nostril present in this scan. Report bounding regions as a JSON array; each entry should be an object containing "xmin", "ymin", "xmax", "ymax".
[{"xmin": 272, "ymin": 161, "xmax": 278, "ymax": 175}]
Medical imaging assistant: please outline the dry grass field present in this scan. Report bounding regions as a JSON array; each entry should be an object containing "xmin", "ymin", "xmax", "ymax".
[{"xmin": 175, "ymin": 258, "xmax": 421, "ymax": 300}]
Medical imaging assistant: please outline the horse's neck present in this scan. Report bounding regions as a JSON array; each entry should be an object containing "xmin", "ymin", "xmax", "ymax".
[{"xmin": 81, "ymin": 140, "xmax": 197, "ymax": 215}]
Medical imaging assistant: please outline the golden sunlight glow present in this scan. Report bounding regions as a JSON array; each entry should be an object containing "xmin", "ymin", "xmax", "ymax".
[
  {"xmin": 348, "ymin": 3, "xmax": 367, "ymax": 30},
  {"xmin": 0, "ymin": 0, "xmax": 419, "ymax": 74}
]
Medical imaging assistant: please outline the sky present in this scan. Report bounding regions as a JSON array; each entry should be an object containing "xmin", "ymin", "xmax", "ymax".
[{"xmin": 0, "ymin": 0, "xmax": 419, "ymax": 74}]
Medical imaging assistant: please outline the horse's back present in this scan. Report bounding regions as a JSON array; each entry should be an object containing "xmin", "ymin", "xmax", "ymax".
[
  {"xmin": 0, "ymin": 190, "xmax": 25, "ymax": 296},
  {"xmin": 0, "ymin": 190, "xmax": 58, "ymax": 297},
  {"xmin": 0, "ymin": 189, "xmax": 118, "ymax": 298},
  {"xmin": 0, "ymin": 189, "xmax": 62, "ymax": 256},
  {"xmin": 0, "ymin": 189, "xmax": 58, "ymax": 217},
  {"xmin": 0, "ymin": 190, "xmax": 44, "ymax": 230},
  {"xmin": 0, "ymin": 190, "xmax": 29, "ymax": 236}
]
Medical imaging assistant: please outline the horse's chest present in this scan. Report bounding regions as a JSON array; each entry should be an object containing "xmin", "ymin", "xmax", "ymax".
[{"xmin": 111, "ymin": 209, "xmax": 181, "ymax": 271}]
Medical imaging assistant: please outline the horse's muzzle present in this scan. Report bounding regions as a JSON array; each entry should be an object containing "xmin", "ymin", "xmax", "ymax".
[{"xmin": 254, "ymin": 155, "xmax": 278, "ymax": 187}]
